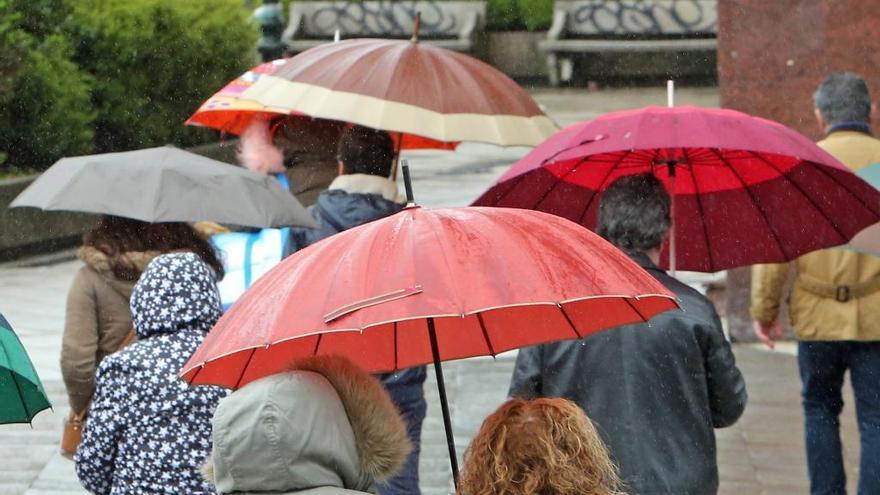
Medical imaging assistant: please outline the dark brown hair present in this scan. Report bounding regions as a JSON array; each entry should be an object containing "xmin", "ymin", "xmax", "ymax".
[
  {"xmin": 337, "ymin": 125, "xmax": 394, "ymax": 177},
  {"xmin": 459, "ymin": 398, "xmax": 622, "ymax": 495},
  {"xmin": 82, "ymin": 216, "xmax": 224, "ymax": 281}
]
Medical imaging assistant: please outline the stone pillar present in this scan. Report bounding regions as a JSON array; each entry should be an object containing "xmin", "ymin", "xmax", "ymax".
[{"xmin": 718, "ymin": 0, "xmax": 880, "ymax": 340}]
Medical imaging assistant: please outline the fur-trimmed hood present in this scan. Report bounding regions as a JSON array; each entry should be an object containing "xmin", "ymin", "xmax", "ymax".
[
  {"xmin": 79, "ymin": 246, "xmax": 158, "ymax": 276},
  {"xmin": 78, "ymin": 246, "xmax": 159, "ymax": 298},
  {"xmin": 204, "ymin": 356, "xmax": 411, "ymax": 494}
]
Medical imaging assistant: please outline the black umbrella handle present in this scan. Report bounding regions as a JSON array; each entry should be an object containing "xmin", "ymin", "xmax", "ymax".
[
  {"xmin": 402, "ymin": 160, "xmax": 415, "ymax": 204},
  {"xmin": 428, "ymin": 318, "xmax": 460, "ymax": 488}
]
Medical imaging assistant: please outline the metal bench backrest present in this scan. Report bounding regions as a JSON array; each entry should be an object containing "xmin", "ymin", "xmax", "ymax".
[
  {"xmin": 290, "ymin": 1, "xmax": 485, "ymax": 39},
  {"xmin": 559, "ymin": 0, "xmax": 717, "ymax": 37}
]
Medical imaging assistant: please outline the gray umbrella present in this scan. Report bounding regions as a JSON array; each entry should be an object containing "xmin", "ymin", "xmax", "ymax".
[{"xmin": 11, "ymin": 146, "xmax": 317, "ymax": 229}]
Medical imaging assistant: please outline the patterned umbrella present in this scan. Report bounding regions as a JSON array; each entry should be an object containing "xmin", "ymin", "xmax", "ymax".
[{"xmin": 0, "ymin": 312, "xmax": 51, "ymax": 424}]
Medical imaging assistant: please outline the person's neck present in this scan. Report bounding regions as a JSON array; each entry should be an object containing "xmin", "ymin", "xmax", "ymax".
[
  {"xmin": 645, "ymin": 247, "xmax": 661, "ymax": 266},
  {"xmin": 622, "ymin": 247, "xmax": 661, "ymax": 265}
]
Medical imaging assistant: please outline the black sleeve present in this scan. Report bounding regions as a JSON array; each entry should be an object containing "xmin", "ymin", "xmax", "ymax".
[
  {"xmin": 699, "ymin": 311, "xmax": 748, "ymax": 428},
  {"xmin": 508, "ymin": 344, "xmax": 544, "ymax": 399}
]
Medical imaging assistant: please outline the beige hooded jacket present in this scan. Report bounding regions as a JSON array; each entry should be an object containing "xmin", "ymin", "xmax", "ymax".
[
  {"xmin": 204, "ymin": 356, "xmax": 411, "ymax": 495},
  {"xmin": 61, "ymin": 247, "xmax": 158, "ymax": 412}
]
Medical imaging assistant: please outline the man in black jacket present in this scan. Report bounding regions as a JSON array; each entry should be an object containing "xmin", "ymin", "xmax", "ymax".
[
  {"xmin": 509, "ymin": 174, "xmax": 747, "ymax": 495},
  {"xmin": 284, "ymin": 125, "xmax": 427, "ymax": 495}
]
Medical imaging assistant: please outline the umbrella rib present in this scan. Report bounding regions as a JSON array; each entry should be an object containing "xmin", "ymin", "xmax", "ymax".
[
  {"xmin": 747, "ymin": 151, "xmax": 850, "ymax": 243},
  {"xmin": 533, "ymin": 156, "xmax": 589, "ymax": 212},
  {"xmin": 576, "ymin": 151, "xmax": 630, "ymax": 226},
  {"xmin": 490, "ymin": 173, "xmax": 527, "ymax": 206},
  {"xmin": 0, "ymin": 328, "xmax": 32, "ymax": 422},
  {"xmin": 232, "ymin": 349, "xmax": 257, "ymax": 390},
  {"xmin": 685, "ymin": 149, "xmax": 716, "ymax": 271},
  {"xmin": 808, "ymin": 161, "xmax": 880, "ymax": 216},
  {"xmin": 476, "ymin": 313, "xmax": 497, "ymax": 357},
  {"xmin": 393, "ymin": 322, "xmax": 399, "ymax": 371},
  {"xmin": 558, "ymin": 305, "xmax": 583, "ymax": 339},
  {"xmin": 312, "ymin": 333, "xmax": 323, "ymax": 357},
  {"xmin": 749, "ymin": 151, "xmax": 877, "ymax": 237},
  {"xmin": 623, "ymin": 298, "xmax": 648, "ymax": 323},
  {"xmin": 708, "ymin": 149, "xmax": 790, "ymax": 260}
]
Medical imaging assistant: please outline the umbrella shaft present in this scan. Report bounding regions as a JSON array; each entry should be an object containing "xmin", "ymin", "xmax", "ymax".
[{"xmin": 428, "ymin": 318, "xmax": 460, "ymax": 488}]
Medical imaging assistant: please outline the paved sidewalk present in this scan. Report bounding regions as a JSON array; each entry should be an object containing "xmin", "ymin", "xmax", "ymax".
[{"xmin": 3, "ymin": 87, "xmax": 863, "ymax": 494}]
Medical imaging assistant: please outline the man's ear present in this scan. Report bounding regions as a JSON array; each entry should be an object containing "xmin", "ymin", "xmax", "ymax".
[
  {"xmin": 814, "ymin": 108, "xmax": 827, "ymax": 135},
  {"xmin": 871, "ymin": 102, "xmax": 877, "ymax": 121}
]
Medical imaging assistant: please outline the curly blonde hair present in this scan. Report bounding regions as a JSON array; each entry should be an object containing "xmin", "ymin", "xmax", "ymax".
[{"xmin": 458, "ymin": 398, "xmax": 623, "ymax": 495}]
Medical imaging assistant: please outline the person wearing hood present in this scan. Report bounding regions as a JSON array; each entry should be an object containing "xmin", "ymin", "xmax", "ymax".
[
  {"xmin": 61, "ymin": 217, "xmax": 224, "ymax": 414},
  {"xmin": 203, "ymin": 355, "xmax": 412, "ymax": 495},
  {"xmin": 282, "ymin": 125, "xmax": 428, "ymax": 495},
  {"xmin": 75, "ymin": 252, "xmax": 229, "ymax": 495}
]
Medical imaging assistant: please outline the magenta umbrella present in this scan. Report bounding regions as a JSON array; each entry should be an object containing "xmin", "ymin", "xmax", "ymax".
[{"xmin": 474, "ymin": 106, "xmax": 880, "ymax": 273}]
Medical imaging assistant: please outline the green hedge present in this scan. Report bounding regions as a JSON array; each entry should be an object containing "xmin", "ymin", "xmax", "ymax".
[
  {"xmin": 0, "ymin": 0, "xmax": 94, "ymax": 172},
  {"xmin": 0, "ymin": 0, "xmax": 256, "ymax": 172}
]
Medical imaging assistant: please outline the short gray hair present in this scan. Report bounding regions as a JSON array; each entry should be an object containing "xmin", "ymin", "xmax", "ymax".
[
  {"xmin": 813, "ymin": 72, "xmax": 871, "ymax": 125},
  {"xmin": 597, "ymin": 174, "xmax": 670, "ymax": 253}
]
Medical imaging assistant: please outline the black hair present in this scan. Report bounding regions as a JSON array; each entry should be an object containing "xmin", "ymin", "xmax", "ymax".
[
  {"xmin": 337, "ymin": 125, "xmax": 394, "ymax": 177},
  {"xmin": 597, "ymin": 174, "xmax": 670, "ymax": 252}
]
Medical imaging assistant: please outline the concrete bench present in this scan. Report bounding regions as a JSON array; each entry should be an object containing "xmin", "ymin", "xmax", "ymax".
[
  {"xmin": 540, "ymin": 0, "xmax": 717, "ymax": 86},
  {"xmin": 282, "ymin": 1, "xmax": 485, "ymax": 55}
]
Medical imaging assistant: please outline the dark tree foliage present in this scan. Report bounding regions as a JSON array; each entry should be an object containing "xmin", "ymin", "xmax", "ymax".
[{"xmin": 0, "ymin": 0, "xmax": 257, "ymax": 173}]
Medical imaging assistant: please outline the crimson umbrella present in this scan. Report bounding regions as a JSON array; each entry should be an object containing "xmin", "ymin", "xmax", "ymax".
[
  {"xmin": 181, "ymin": 170, "xmax": 678, "ymax": 485},
  {"xmin": 474, "ymin": 106, "xmax": 880, "ymax": 273}
]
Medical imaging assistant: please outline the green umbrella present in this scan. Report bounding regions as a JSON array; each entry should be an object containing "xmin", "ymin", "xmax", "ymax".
[{"xmin": 0, "ymin": 312, "xmax": 51, "ymax": 424}]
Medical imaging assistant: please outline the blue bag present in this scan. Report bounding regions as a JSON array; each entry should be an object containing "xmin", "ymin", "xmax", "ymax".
[{"xmin": 212, "ymin": 174, "xmax": 293, "ymax": 310}]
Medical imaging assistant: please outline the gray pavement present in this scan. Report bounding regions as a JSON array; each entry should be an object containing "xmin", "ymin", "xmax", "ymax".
[{"xmin": 1, "ymin": 87, "xmax": 862, "ymax": 494}]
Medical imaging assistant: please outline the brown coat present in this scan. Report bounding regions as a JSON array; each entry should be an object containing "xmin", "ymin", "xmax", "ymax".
[
  {"xmin": 60, "ymin": 247, "xmax": 158, "ymax": 412},
  {"xmin": 751, "ymin": 130, "xmax": 880, "ymax": 341}
]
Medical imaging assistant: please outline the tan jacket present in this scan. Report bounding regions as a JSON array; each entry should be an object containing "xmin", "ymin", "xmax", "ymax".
[
  {"xmin": 60, "ymin": 247, "xmax": 157, "ymax": 411},
  {"xmin": 751, "ymin": 130, "xmax": 880, "ymax": 341}
]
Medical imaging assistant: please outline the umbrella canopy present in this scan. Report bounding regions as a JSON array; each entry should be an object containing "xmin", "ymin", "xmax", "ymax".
[
  {"xmin": 186, "ymin": 39, "xmax": 557, "ymax": 147},
  {"xmin": 181, "ymin": 206, "xmax": 678, "ymax": 387},
  {"xmin": 474, "ymin": 106, "xmax": 880, "ymax": 272},
  {"xmin": 0, "ymin": 313, "xmax": 51, "ymax": 424},
  {"xmin": 849, "ymin": 163, "xmax": 880, "ymax": 255},
  {"xmin": 181, "ymin": 203, "xmax": 678, "ymax": 485},
  {"xmin": 187, "ymin": 59, "xmax": 458, "ymax": 151},
  {"xmin": 11, "ymin": 146, "xmax": 317, "ymax": 229}
]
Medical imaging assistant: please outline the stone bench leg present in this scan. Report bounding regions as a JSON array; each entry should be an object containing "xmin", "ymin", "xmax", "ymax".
[{"xmin": 546, "ymin": 52, "xmax": 560, "ymax": 87}]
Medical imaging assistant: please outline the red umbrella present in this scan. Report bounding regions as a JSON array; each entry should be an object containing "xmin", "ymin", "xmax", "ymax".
[
  {"xmin": 181, "ymin": 183, "xmax": 678, "ymax": 484},
  {"xmin": 186, "ymin": 39, "xmax": 557, "ymax": 147},
  {"xmin": 474, "ymin": 106, "xmax": 880, "ymax": 272},
  {"xmin": 185, "ymin": 58, "xmax": 458, "ymax": 151}
]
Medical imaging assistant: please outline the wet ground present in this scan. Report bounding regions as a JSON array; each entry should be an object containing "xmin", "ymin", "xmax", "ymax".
[{"xmin": 1, "ymin": 86, "xmax": 862, "ymax": 494}]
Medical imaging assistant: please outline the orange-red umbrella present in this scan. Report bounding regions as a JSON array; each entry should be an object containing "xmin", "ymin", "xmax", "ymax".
[
  {"xmin": 181, "ymin": 205, "xmax": 677, "ymax": 386},
  {"xmin": 186, "ymin": 39, "xmax": 557, "ymax": 147},
  {"xmin": 181, "ymin": 194, "xmax": 678, "ymax": 484}
]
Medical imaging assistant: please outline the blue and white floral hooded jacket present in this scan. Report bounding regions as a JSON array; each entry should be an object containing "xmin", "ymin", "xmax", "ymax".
[{"xmin": 75, "ymin": 252, "xmax": 228, "ymax": 495}]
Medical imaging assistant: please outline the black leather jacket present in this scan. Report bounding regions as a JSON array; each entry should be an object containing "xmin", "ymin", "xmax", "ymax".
[{"xmin": 509, "ymin": 252, "xmax": 747, "ymax": 495}]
